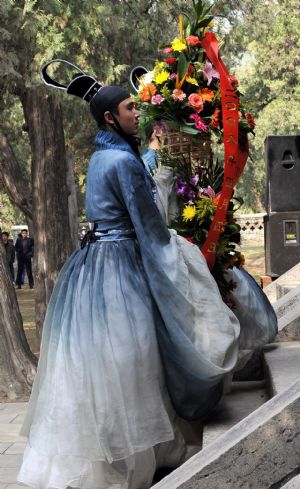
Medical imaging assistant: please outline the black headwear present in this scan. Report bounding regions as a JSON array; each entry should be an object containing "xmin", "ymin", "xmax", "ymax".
[
  {"xmin": 40, "ymin": 59, "xmax": 139, "ymax": 155},
  {"xmin": 40, "ymin": 59, "xmax": 103, "ymax": 102},
  {"xmin": 89, "ymin": 86, "xmax": 130, "ymax": 126}
]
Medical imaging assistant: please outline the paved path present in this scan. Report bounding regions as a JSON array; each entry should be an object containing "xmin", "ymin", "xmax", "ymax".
[{"xmin": 0, "ymin": 402, "xmax": 27, "ymax": 489}]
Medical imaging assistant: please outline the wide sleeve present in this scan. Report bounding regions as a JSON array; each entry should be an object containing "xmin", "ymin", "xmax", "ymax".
[
  {"xmin": 225, "ymin": 267, "xmax": 278, "ymax": 349},
  {"xmin": 153, "ymin": 166, "xmax": 179, "ymax": 225},
  {"xmin": 141, "ymin": 147, "xmax": 158, "ymax": 175},
  {"xmin": 113, "ymin": 153, "xmax": 240, "ymax": 420}
]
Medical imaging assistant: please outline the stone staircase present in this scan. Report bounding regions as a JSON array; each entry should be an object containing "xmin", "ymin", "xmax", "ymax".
[{"xmin": 153, "ymin": 265, "xmax": 300, "ymax": 489}]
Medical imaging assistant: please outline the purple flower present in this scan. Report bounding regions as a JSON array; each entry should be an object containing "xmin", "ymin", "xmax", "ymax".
[
  {"xmin": 194, "ymin": 165, "xmax": 205, "ymax": 176},
  {"xmin": 175, "ymin": 179, "xmax": 185, "ymax": 188},
  {"xmin": 187, "ymin": 199, "xmax": 195, "ymax": 205},
  {"xmin": 189, "ymin": 175, "xmax": 199, "ymax": 186},
  {"xmin": 175, "ymin": 178, "xmax": 197, "ymax": 199},
  {"xmin": 175, "ymin": 180, "xmax": 189, "ymax": 196},
  {"xmin": 187, "ymin": 189, "xmax": 196, "ymax": 200},
  {"xmin": 176, "ymin": 186, "xmax": 188, "ymax": 196}
]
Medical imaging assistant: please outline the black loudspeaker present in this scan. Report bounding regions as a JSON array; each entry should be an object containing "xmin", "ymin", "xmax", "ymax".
[
  {"xmin": 265, "ymin": 135, "xmax": 300, "ymax": 212},
  {"xmin": 264, "ymin": 211, "xmax": 300, "ymax": 276}
]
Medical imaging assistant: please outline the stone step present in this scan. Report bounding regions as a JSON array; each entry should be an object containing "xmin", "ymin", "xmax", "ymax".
[
  {"xmin": 263, "ymin": 262, "xmax": 300, "ymax": 304},
  {"xmin": 152, "ymin": 379, "xmax": 300, "ymax": 489},
  {"xmin": 273, "ymin": 286, "xmax": 300, "ymax": 341},
  {"xmin": 264, "ymin": 341, "xmax": 300, "ymax": 396},
  {"xmin": 277, "ymin": 282, "xmax": 300, "ymax": 299},
  {"xmin": 202, "ymin": 380, "xmax": 268, "ymax": 447},
  {"xmin": 281, "ymin": 473, "xmax": 300, "ymax": 488}
]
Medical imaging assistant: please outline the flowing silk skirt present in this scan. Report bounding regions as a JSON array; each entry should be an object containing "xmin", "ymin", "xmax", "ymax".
[
  {"xmin": 18, "ymin": 232, "xmax": 240, "ymax": 489},
  {"xmin": 18, "ymin": 239, "xmax": 186, "ymax": 489}
]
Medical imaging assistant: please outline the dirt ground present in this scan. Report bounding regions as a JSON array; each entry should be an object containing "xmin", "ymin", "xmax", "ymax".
[
  {"xmin": 240, "ymin": 243, "xmax": 265, "ymax": 282},
  {"xmin": 16, "ymin": 286, "xmax": 39, "ymax": 355}
]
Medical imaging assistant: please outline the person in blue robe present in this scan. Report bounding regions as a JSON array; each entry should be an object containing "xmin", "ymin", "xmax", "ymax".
[{"xmin": 17, "ymin": 64, "xmax": 276, "ymax": 489}]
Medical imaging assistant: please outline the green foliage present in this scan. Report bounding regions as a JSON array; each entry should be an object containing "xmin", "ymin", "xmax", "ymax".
[
  {"xmin": 0, "ymin": 0, "xmax": 190, "ymax": 221},
  {"xmin": 0, "ymin": 190, "xmax": 24, "ymax": 230},
  {"xmin": 220, "ymin": 0, "xmax": 300, "ymax": 212},
  {"xmin": 1, "ymin": 0, "xmax": 299, "ymax": 217}
]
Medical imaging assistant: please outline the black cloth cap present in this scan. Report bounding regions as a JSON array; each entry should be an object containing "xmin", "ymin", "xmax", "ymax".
[{"xmin": 90, "ymin": 86, "xmax": 130, "ymax": 125}]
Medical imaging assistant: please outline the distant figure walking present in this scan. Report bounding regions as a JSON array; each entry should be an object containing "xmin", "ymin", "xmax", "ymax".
[
  {"xmin": 1, "ymin": 231, "xmax": 15, "ymax": 282},
  {"xmin": 15, "ymin": 229, "xmax": 34, "ymax": 289}
]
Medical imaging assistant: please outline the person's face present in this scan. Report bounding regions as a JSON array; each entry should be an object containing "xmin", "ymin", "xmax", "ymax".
[
  {"xmin": 21, "ymin": 230, "xmax": 28, "ymax": 238},
  {"xmin": 1, "ymin": 233, "xmax": 8, "ymax": 243},
  {"xmin": 114, "ymin": 98, "xmax": 140, "ymax": 136}
]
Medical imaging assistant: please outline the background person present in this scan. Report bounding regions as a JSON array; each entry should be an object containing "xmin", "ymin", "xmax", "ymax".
[
  {"xmin": 15, "ymin": 229, "xmax": 34, "ymax": 289},
  {"xmin": 1, "ymin": 231, "xmax": 15, "ymax": 282}
]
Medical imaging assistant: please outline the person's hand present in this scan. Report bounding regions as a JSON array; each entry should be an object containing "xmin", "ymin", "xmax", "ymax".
[{"xmin": 148, "ymin": 128, "xmax": 162, "ymax": 151}]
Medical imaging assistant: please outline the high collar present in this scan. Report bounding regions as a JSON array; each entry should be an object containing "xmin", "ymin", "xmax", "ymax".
[{"xmin": 95, "ymin": 130, "xmax": 138, "ymax": 158}]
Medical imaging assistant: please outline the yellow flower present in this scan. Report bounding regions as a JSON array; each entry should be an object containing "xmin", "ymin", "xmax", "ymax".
[
  {"xmin": 186, "ymin": 76, "xmax": 199, "ymax": 86},
  {"xmin": 182, "ymin": 205, "xmax": 196, "ymax": 221},
  {"xmin": 171, "ymin": 38, "xmax": 187, "ymax": 52},
  {"xmin": 155, "ymin": 70, "xmax": 170, "ymax": 84},
  {"xmin": 154, "ymin": 61, "xmax": 165, "ymax": 72}
]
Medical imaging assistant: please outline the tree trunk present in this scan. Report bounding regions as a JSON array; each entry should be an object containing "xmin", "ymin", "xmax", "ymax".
[
  {"xmin": 21, "ymin": 88, "xmax": 74, "ymax": 341},
  {"xmin": 0, "ymin": 241, "xmax": 37, "ymax": 401},
  {"xmin": 66, "ymin": 150, "xmax": 79, "ymax": 250},
  {"xmin": 0, "ymin": 130, "xmax": 33, "ymax": 222}
]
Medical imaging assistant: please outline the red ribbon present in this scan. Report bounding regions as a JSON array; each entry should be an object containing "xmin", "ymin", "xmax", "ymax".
[{"xmin": 200, "ymin": 32, "xmax": 249, "ymax": 270}]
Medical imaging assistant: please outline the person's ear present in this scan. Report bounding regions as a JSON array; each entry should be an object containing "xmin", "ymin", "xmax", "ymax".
[{"xmin": 104, "ymin": 111, "xmax": 115, "ymax": 125}]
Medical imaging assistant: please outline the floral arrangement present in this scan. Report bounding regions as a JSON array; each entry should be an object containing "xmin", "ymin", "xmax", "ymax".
[
  {"xmin": 136, "ymin": 0, "xmax": 255, "ymax": 139},
  {"xmin": 136, "ymin": 0, "xmax": 256, "ymax": 302},
  {"xmin": 159, "ymin": 149, "xmax": 245, "ymax": 302}
]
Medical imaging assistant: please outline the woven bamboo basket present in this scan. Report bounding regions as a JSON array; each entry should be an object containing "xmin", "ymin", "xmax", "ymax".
[{"xmin": 161, "ymin": 130, "xmax": 212, "ymax": 165}]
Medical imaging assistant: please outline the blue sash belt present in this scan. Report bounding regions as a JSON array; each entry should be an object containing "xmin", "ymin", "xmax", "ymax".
[{"xmin": 81, "ymin": 227, "xmax": 136, "ymax": 262}]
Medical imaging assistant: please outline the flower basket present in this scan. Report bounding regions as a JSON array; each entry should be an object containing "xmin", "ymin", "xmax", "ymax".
[{"xmin": 161, "ymin": 130, "xmax": 212, "ymax": 165}]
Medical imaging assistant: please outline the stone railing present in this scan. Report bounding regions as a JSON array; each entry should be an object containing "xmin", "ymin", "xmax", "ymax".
[{"xmin": 235, "ymin": 213, "xmax": 266, "ymax": 245}]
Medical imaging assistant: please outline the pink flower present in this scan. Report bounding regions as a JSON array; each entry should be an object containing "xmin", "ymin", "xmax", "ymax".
[
  {"xmin": 152, "ymin": 121, "xmax": 169, "ymax": 134},
  {"xmin": 151, "ymin": 94, "xmax": 165, "ymax": 105},
  {"xmin": 169, "ymin": 73, "xmax": 177, "ymax": 79},
  {"xmin": 186, "ymin": 35, "xmax": 201, "ymax": 47},
  {"xmin": 189, "ymin": 114, "xmax": 208, "ymax": 132},
  {"xmin": 202, "ymin": 185, "xmax": 215, "ymax": 198},
  {"xmin": 172, "ymin": 89, "xmax": 186, "ymax": 101},
  {"xmin": 200, "ymin": 61, "xmax": 220, "ymax": 86},
  {"xmin": 163, "ymin": 47, "xmax": 173, "ymax": 54},
  {"xmin": 188, "ymin": 93, "xmax": 204, "ymax": 113}
]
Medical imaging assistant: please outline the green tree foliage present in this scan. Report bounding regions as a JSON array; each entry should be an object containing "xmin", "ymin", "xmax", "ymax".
[
  {"xmin": 222, "ymin": 0, "xmax": 300, "ymax": 211},
  {"xmin": 1, "ymin": 0, "xmax": 299, "ymax": 218},
  {"xmin": 0, "ymin": 0, "xmax": 190, "ymax": 222}
]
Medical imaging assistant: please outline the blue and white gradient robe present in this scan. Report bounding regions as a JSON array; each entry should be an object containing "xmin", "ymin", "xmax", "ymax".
[{"xmin": 18, "ymin": 131, "xmax": 275, "ymax": 489}]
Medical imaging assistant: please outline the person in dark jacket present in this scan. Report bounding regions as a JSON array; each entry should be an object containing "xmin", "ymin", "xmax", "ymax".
[
  {"xmin": 15, "ymin": 229, "xmax": 34, "ymax": 289},
  {"xmin": 1, "ymin": 231, "xmax": 15, "ymax": 282}
]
